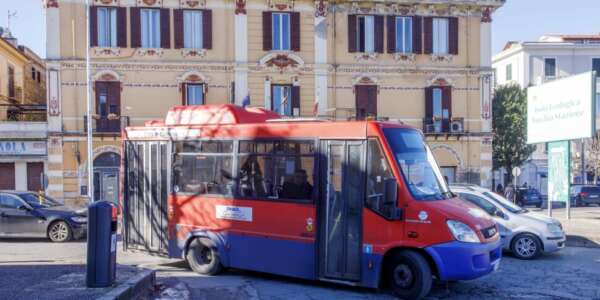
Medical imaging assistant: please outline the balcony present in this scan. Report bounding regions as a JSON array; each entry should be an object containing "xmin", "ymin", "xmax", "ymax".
[
  {"xmin": 0, "ymin": 102, "xmax": 47, "ymax": 139},
  {"xmin": 422, "ymin": 117, "xmax": 465, "ymax": 138},
  {"xmin": 83, "ymin": 115, "xmax": 130, "ymax": 135}
]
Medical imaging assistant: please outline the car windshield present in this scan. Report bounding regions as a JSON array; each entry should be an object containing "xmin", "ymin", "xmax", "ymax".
[
  {"xmin": 383, "ymin": 128, "xmax": 451, "ymax": 201},
  {"xmin": 482, "ymin": 191, "xmax": 527, "ymax": 214},
  {"xmin": 19, "ymin": 193, "xmax": 62, "ymax": 209}
]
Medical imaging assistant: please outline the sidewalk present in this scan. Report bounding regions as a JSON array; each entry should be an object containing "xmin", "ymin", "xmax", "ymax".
[{"xmin": 0, "ymin": 238, "xmax": 155, "ymax": 300}]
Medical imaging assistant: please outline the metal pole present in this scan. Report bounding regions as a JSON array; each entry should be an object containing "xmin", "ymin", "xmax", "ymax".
[
  {"xmin": 582, "ymin": 139, "xmax": 585, "ymax": 184},
  {"xmin": 85, "ymin": 0, "xmax": 94, "ymax": 202},
  {"xmin": 547, "ymin": 142, "xmax": 552, "ymax": 217},
  {"xmin": 567, "ymin": 141, "xmax": 571, "ymax": 220}
]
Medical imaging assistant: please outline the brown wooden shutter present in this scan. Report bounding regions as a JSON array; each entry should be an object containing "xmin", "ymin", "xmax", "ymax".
[
  {"xmin": 386, "ymin": 15, "xmax": 396, "ymax": 53},
  {"xmin": 291, "ymin": 86, "xmax": 300, "ymax": 116},
  {"xmin": 130, "ymin": 7, "xmax": 141, "ymax": 48},
  {"xmin": 412, "ymin": 16, "xmax": 422, "ymax": 54},
  {"xmin": 367, "ymin": 85, "xmax": 378, "ymax": 117},
  {"xmin": 442, "ymin": 86, "xmax": 452, "ymax": 119},
  {"xmin": 423, "ymin": 17, "xmax": 433, "ymax": 54},
  {"xmin": 181, "ymin": 83, "xmax": 187, "ymax": 105},
  {"xmin": 27, "ymin": 162, "xmax": 44, "ymax": 192},
  {"xmin": 90, "ymin": 6, "xmax": 98, "ymax": 47},
  {"xmin": 449, "ymin": 17, "xmax": 459, "ymax": 55},
  {"xmin": 290, "ymin": 12, "xmax": 301, "ymax": 51},
  {"xmin": 262, "ymin": 12, "xmax": 272, "ymax": 51},
  {"xmin": 117, "ymin": 7, "xmax": 127, "ymax": 48},
  {"xmin": 425, "ymin": 86, "xmax": 433, "ymax": 119},
  {"xmin": 174, "ymin": 9, "xmax": 184, "ymax": 49},
  {"xmin": 355, "ymin": 86, "xmax": 367, "ymax": 120},
  {"xmin": 348, "ymin": 15, "xmax": 357, "ymax": 53},
  {"xmin": 202, "ymin": 9, "xmax": 212, "ymax": 49},
  {"xmin": 374, "ymin": 15, "xmax": 384, "ymax": 53},
  {"xmin": 0, "ymin": 163, "xmax": 15, "ymax": 190},
  {"xmin": 160, "ymin": 8, "xmax": 171, "ymax": 49}
]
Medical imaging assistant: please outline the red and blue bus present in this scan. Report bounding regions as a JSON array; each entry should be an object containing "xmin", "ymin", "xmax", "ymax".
[{"xmin": 121, "ymin": 104, "xmax": 501, "ymax": 299}]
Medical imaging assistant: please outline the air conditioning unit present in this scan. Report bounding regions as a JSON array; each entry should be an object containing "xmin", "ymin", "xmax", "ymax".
[{"xmin": 450, "ymin": 120, "xmax": 464, "ymax": 133}]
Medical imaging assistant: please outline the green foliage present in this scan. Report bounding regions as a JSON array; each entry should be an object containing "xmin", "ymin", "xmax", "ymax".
[{"xmin": 492, "ymin": 84, "xmax": 535, "ymax": 181}]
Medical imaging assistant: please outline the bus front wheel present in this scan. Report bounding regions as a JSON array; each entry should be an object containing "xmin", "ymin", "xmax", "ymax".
[
  {"xmin": 386, "ymin": 250, "xmax": 432, "ymax": 300},
  {"xmin": 186, "ymin": 237, "xmax": 222, "ymax": 275}
]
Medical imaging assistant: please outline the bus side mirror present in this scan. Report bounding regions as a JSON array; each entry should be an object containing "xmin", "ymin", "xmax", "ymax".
[{"xmin": 384, "ymin": 178, "xmax": 402, "ymax": 221}]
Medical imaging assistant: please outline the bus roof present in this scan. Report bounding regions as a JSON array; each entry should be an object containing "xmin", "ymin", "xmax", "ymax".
[{"xmin": 125, "ymin": 104, "xmax": 414, "ymax": 140}]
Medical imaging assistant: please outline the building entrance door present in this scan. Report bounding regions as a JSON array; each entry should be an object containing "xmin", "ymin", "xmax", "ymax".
[{"xmin": 93, "ymin": 152, "xmax": 120, "ymax": 204}]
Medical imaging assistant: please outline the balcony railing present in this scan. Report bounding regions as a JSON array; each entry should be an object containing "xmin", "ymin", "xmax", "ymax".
[
  {"xmin": 0, "ymin": 103, "xmax": 47, "ymax": 122},
  {"xmin": 83, "ymin": 115, "xmax": 130, "ymax": 134},
  {"xmin": 422, "ymin": 117, "xmax": 465, "ymax": 135}
]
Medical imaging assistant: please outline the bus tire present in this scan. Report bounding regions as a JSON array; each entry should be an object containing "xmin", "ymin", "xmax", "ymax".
[
  {"xmin": 186, "ymin": 237, "xmax": 222, "ymax": 275},
  {"xmin": 386, "ymin": 250, "xmax": 432, "ymax": 300}
]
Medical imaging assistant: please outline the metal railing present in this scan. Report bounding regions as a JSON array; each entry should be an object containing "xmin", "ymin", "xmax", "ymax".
[
  {"xmin": 0, "ymin": 103, "xmax": 47, "ymax": 122},
  {"xmin": 83, "ymin": 115, "xmax": 130, "ymax": 134}
]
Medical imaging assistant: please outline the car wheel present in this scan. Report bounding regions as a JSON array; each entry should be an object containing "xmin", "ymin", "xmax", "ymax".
[
  {"xmin": 386, "ymin": 250, "xmax": 432, "ymax": 300},
  {"xmin": 511, "ymin": 233, "xmax": 542, "ymax": 260},
  {"xmin": 186, "ymin": 237, "xmax": 222, "ymax": 275},
  {"xmin": 47, "ymin": 221, "xmax": 72, "ymax": 243}
]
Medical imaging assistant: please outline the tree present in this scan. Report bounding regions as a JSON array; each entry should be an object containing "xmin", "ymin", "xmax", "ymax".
[{"xmin": 492, "ymin": 84, "xmax": 535, "ymax": 184}]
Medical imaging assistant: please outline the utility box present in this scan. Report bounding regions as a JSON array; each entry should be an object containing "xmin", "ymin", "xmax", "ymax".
[{"xmin": 86, "ymin": 201, "xmax": 118, "ymax": 288}]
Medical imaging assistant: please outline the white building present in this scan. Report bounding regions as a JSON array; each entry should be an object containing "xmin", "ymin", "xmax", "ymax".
[{"xmin": 492, "ymin": 34, "xmax": 600, "ymax": 192}]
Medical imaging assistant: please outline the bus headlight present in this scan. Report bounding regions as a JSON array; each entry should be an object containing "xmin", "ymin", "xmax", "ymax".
[{"xmin": 447, "ymin": 220, "xmax": 480, "ymax": 243}]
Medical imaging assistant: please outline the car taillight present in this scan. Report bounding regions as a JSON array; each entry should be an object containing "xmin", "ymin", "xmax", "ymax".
[{"xmin": 580, "ymin": 192, "xmax": 589, "ymax": 197}]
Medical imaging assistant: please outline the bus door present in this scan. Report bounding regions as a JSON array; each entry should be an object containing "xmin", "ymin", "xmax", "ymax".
[{"xmin": 318, "ymin": 140, "xmax": 365, "ymax": 281}]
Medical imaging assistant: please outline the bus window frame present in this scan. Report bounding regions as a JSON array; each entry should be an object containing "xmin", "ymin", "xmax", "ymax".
[
  {"xmin": 172, "ymin": 139, "xmax": 236, "ymax": 198},
  {"xmin": 235, "ymin": 137, "xmax": 319, "ymax": 204},
  {"xmin": 365, "ymin": 137, "xmax": 401, "ymax": 221}
]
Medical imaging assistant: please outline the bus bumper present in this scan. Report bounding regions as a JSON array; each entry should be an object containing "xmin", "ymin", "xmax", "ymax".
[{"xmin": 424, "ymin": 239, "xmax": 502, "ymax": 281}]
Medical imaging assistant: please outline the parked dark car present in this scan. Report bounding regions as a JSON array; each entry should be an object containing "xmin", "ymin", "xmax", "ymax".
[
  {"xmin": 515, "ymin": 188, "xmax": 543, "ymax": 208},
  {"xmin": 570, "ymin": 185, "xmax": 600, "ymax": 207},
  {"xmin": 0, "ymin": 191, "xmax": 87, "ymax": 242}
]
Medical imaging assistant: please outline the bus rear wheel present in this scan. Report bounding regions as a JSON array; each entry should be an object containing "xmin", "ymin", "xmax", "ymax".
[
  {"xmin": 186, "ymin": 237, "xmax": 222, "ymax": 275},
  {"xmin": 386, "ymin": 250, "xmax": 432, "ymax": 300}
]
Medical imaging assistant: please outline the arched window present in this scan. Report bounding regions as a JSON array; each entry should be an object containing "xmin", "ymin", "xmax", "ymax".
[{"xmin": 180, "ymin": 73, "xmax": 206, "ymax": 105}]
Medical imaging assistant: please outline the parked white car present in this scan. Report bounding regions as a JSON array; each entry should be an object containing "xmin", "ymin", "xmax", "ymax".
[{"xmin": 450, "ymin": 185, "xmax": 566, "ymax": 259}]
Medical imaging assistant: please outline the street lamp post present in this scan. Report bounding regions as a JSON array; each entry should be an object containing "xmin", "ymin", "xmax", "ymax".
[{"xmin": 85, "ymin": 0, "xmax": 94, "ymax": 202}]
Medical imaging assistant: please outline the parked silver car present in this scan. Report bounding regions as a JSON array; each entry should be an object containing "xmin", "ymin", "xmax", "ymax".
[{"xmin": 451, "ymin": 185, "xmax": 565, "ymax": 259}]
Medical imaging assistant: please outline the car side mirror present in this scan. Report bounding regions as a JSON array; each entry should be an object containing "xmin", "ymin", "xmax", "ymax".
[{"xmin": 18, "ymin": 205, "xmax": 31, "ymax": 211}]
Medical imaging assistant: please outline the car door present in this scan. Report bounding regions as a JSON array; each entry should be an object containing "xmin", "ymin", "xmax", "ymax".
[{"xmin": 0, "ymin": 193, "xmax": 45, "ymax": 237}]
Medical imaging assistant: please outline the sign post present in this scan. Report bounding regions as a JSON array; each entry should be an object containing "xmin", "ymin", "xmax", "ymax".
[{"xmin": 527, "ymin": 71, "xmax": 596, "ymax": 220}]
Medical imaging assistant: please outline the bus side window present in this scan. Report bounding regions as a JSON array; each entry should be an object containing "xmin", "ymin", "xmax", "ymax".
[
  {"xmin": 172, "ymin": 141, "xmax": 234, "ymax": 196},
  {"xmin": 366, "ymin": 139, "xmax": 396, "ymax": 218},
  {"xmin": 237, "ymin": 140, "xmax": 315, "ymax": 202}
]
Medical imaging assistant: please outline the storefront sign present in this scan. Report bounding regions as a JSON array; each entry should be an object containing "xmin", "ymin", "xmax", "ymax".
[{"xmin": 0, "ymin": 141, "xmax": 47, "ymax": 156}]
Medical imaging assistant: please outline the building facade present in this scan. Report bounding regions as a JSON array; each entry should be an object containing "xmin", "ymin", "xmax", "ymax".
[
  {"xmin": 44, "ymin": 0, "xmax": 503, "ymax": 206},
  {"xmin": 493, "ymin": 34, "xmax": 600, "ymax": 193},
  {"xmin": 0, "ymin": 31, "xmax": 48, "ymax": 192}
]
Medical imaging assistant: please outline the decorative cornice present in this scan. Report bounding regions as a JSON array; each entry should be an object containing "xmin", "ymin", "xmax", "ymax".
[
  {"xmin": 92, "ymin": 47, "xmax": 121, "ymax": 57},
  {"xmin": 268, "ymin": 0, "xmax": 295, "ymax": 11},
  {"xmin": 235, "ymin": 0, "xmax": 247, "ymax": 14},
  {"xmin": 180, "ymin": 0, "xmax": 205, "ymax": 8},
  {"xmin": 44, "ymin": 0, "xmax": 59, "ymax": 8},
  {"xmin": 481, "ymin": 7, "xmax": 492, "ymax": 23},
  {"xmin": 136, "ymin": 48, "xmax": 164, "ymax": 57},
  {"xmin": 315, "ymin": 0, "xmax": 327, "ymax": 17},
  {"xmin": 354, "ymin": 52, "xmax": 379, "ymax": 62},
  {"xmin": 181, "ymin": 49, "xmax": 206, "ymax": 58}
]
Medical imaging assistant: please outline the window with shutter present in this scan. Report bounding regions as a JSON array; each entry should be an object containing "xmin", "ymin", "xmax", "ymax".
[
  {"xmin": 140, "ymin": 8, "xmax": 161, "ymax": 48},
  {"xmin": 183, "ymin": 10, "xmax": 203, "ymax": 49},
  {"xmin": 290, "ymin": 12, "xmax": 300, "ymax": 51},
  {"xmin": 355, "ymin": 85, "xmax": 377, "ymax": 120},
  {"xmin": 386, "ymin": 16, "xmax": 395, "ymax": 53},
  {"xmin": 355, "ymin": 15, "xmax": 375, "ymax": 53},
  {"xmin": 272, "ymin": 13, "xmax": 291, "ymax": 50},
  {"xmin": 202, "ymin": 9, "xmax": 212, "ymax": 49},
  {"xmin": 432, "ymin": 18, "xmax": 449, "ymax": 54},
  {"xmin": 183, "ymin": 83, "xmax": 205, "ymax": 105},
  {"xmin": 395, "ymin": 16, "xmax": 413, "ymax": 53},
  {"xmin": 271, "ymin": 85, "xmax": 293, "ymax": 116},
  {"xmin": 160, "ymin": 8, "xmax": 171, "ymax": 49},
  {"xmin": 97, "ymin": 7, "xmax": 118, "ymax": 47},
  {"xmin": 425, "ymin": 86, "xmax": 452, "ymax": 133},
  {"xmin": 448, "ymin": 17, "xmax": 458, "ymax": 55},
  {"xmin": 412, "ymin": 16, "xmax": 422, "ymax": 54},
  {"xmin": 90, "ymin": 6, "xmax": 98, "ymax": 47}
]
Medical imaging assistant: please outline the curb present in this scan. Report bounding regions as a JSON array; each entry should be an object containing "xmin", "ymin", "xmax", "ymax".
[
  {"xmin": 97, "ymin": 269, "xmax": 156, "ymax": 300},
  {"xmin": 566, "ymin": 235, "xmax": 600, "ymax": 249}
]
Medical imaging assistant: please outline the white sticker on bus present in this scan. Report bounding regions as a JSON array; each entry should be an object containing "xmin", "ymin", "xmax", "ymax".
[{"xmin": 216, "ymin": 205, "xmax": 253, "ymax": 222}]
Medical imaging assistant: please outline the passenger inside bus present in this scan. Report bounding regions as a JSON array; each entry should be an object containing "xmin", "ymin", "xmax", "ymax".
[{"xmin": 280, "ymin": 169, "xmax": 313, "ymax": 199}]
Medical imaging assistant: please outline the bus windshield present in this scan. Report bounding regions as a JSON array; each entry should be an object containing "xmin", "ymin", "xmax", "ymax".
[{"xmin": 383, "ymin": 128, "xmax": 451, "ymax": 201}]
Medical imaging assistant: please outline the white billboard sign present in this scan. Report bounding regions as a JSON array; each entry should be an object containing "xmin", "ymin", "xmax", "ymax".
[{"xmin": 527, "ymin": 72, "xmax": 596, "ymax": 144}]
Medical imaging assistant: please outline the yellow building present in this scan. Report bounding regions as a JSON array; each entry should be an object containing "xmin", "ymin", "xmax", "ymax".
[
  {"xmin": 0, "ymin": 30, "xmax": 47, "ymax": 192},
  {"xmin": 44, "ymin": 0, "xmax": 503, "ymax": 206}
]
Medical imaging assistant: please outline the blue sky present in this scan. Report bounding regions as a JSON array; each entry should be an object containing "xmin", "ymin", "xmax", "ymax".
[{"xmin": 1, "ymin": 0, "xmax": 600, "ymax": 58}]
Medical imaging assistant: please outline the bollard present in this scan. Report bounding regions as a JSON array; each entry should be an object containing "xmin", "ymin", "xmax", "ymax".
[{"xmin": 86, "ymin": 201, "xmax": 118, "ymax": 288}]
